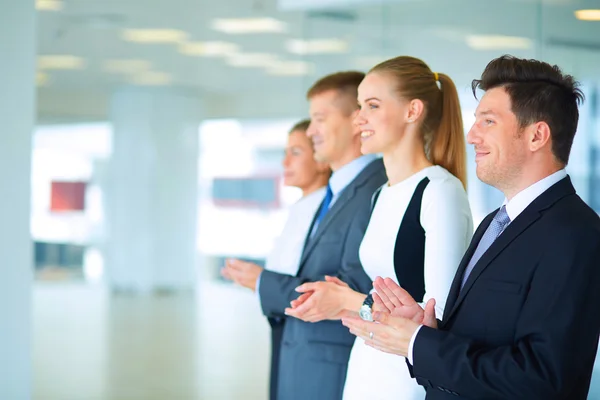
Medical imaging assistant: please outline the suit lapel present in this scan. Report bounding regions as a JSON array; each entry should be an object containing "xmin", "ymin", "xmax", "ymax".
[
  {"xmin": 441, "ymin": 212, "xmax": 495, "ymax": 324},
  {"xmin": 444, "ymin": 209, "xmax": 542, "ymax": 322},
  {"xmin": 443, "ymin": 176, "xmax": 576, "ymax": 324},
  {"xmin": 297, "ymin": 159, "xmax": 384, "ymax": 272},
  {"xmin": 299, "ymin": 184, "xmax": 357, "ymax": 266}
]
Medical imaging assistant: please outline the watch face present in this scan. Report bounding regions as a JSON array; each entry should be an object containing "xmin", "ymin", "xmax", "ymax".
[{"xmin": 359, "ymin": 306, "xmax": 372, "ymax": 321}]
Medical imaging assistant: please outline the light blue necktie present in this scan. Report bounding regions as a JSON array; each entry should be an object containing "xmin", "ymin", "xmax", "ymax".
[{"xmin": 461, "ymin": 205, "xmax": 511, "ymax": 289}]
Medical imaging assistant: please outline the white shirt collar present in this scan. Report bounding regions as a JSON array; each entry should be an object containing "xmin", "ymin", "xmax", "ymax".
[{"xmin": 503, "ymin": 169, "xmax": 568, "ymax": 222}]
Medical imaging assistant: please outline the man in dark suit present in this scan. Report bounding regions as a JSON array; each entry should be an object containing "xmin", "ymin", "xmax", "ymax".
[
  {"xmin": 342, "ymin": 55, "xmax": 600, "ymax": 399},
  {"xmin": 223, "ymin": 71, "xmax": 387, "ymax": 399}
]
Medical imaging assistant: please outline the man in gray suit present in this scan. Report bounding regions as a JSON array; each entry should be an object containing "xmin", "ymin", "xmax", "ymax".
[{"xmin": 223, "ymin": 71, "xmax": 386, "ymax": 399}]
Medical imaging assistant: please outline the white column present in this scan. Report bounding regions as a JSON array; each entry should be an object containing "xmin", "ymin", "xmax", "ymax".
[
  {"xmin": 104, "ymin": 88, "xmax": 201, "ymax": 293},
  {"xmin": 0, "ymin": 1, "xmax": 35, "ymax": 398}
]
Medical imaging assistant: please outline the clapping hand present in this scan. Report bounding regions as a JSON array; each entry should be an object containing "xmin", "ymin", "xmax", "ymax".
[
  {"xmin": 340, "ymin": 276, "xmax": 437, "ymax": 358},
  {"xmin": 220, "ymin": 259, "xmax": 263, "ymax": 292},
  {"xmin": 372, "ymin": 277, "xmax": 437, "ymax": 327},
  {"xmin": 285, "ymin": 276, "xmax": 356, "ymax": 322}
]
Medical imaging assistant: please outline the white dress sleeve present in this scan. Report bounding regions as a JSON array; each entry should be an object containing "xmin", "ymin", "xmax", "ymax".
[{"xmin": 418, "ymin": 178, "xmax": 474, "ymax": 319}]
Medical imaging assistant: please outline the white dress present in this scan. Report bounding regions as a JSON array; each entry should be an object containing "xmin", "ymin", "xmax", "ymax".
[
  {"xmin": 342, "ymin": 166, "xmax": 473, "ymax": 400},
  {"xmin": 264, "ymin": 187, "xmax": 326, "ymax": 275}
]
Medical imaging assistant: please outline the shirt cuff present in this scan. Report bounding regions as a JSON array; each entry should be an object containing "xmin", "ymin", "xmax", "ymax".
[
  {"xmin": 255, "ymin": 271, "xmax": 262, "ymax": 299},
  {"xmin": 407, "ymin": 324, "xmax": 423, "ymax": 365}
]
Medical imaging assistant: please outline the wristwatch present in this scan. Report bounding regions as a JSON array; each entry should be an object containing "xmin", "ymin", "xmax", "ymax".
[{"xmin": 359, "ymin": 294, "xmax": 374, "ymax": 321}]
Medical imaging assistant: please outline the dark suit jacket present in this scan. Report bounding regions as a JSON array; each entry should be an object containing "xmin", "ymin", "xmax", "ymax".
[
  {"xmin": 259, "ymin": 158, "xmax": 387, "ymax": 400},
  {"xmin": 411, "ymin": 176, "xmax": 600, "ymax": 399}
]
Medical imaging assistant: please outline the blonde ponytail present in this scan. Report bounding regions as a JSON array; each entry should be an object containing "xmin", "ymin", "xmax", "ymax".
[{"xmin": 430, "ymin": 73, "xmax": 467, "ymax": 189}]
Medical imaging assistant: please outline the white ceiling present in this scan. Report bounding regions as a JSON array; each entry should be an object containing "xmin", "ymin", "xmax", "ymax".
[{"xmin": 35, "ymin": 0, "xmax": 600, "ymax": 122}]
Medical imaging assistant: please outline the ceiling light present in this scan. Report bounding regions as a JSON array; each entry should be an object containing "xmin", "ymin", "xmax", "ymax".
[
  {"xmin": 131, "ymin": 71, "xmax": 172, "ymax": 86},
  {"xmin": 211, "ymin": 18, "xmax": 287, "ymax": 34},
  {"xmin": 122, "ymin": 29, "xmax": 188, "ymax": 44},
  {"xmin": 574, "ymin": 9, "xmax": 600, "ymax": 21},
  {"xmin": 104, "ymin": 59, "xmax": 152, "ymax": 74},
  {"xmin": 36, "ymin": 0, "xmax": 62, "ymax": 11},
  {"xmin": 226, "ymin": 53, "xmax": 278, "ymax": 68},
  {"xmin": 466, "ymin": 35, "xmax": 532, "ymax": 50},
  {"xmin": 36, "ymin": 72, "xmax": 50, "ymax": 86},
  {"xmin": 179, "ymin": 41, "xmax": 240, "ymax": 57},
  {"xmin": 38, "ymin": 55, "xmax": 86, "ymax": 70},
  {"xmin": 286, "ymin": 39, "xmax": 348, "ymax": 55},
  {"xmin": 266, "ymin": 60, "xmax": 314, "ymax": 76},
  {"xmin": 429, "ymin": 27, "xmax": 471, "ymax": 42}
]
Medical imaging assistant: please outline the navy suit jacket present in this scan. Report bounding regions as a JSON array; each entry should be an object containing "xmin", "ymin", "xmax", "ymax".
[
  {"xmin": 259, "ymin": 158, "xmax": 387, "ymax": 400},
  {"xmin": 411, "ymin": 176, "xmax": 600, "ymax": 399}
]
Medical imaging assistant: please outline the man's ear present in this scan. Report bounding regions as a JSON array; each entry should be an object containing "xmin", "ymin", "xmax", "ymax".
[{"xmin": 529, "ymin": 121, "xmax": 551, "ymax": 153}]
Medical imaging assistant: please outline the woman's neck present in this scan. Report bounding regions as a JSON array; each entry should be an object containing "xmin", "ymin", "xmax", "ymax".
[
  {"xmin": 301, "ymin": 176, "xmax": 329, "ymax": 197},
  {"xmin": 383, "ymin": 136, "xmax": 432, "ymax": 186}
]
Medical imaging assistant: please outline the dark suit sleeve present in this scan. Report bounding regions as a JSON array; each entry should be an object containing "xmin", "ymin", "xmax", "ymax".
[
  {"xmin": 412, "ymin": 230, "xmax": 600, "ymax": 398},
  {"xmin": 258, "ymin": 270, "xmax": 309, "ymax": 318},
  {"xmin": 259, "ymin": 189, "xmax": 375, "ymax": 317}
]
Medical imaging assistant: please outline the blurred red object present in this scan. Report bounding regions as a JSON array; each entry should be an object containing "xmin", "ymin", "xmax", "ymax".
[{"xmin": 50, "ymin": 181, "xmax": 86, "ymax": 212}]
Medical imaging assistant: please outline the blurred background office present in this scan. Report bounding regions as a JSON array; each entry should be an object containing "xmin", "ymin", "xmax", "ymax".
[{"xmin": 2, "ymin": 0, "xmax": 600, "ymax": 399}]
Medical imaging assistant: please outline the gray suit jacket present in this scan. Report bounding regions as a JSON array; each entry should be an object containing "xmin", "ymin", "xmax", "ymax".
[{"xmin": 259, "ymin": 158, "xmax": 387, "ymax": 400}]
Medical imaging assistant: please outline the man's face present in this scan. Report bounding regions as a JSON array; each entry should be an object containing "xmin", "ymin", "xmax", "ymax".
[
  {"xmin": 306, "ymin": 90, "xmax": 357, "ymax": 168},
  {"xmin": 467, "ymin": 87, "xmax": 528, "ymax": 190}
]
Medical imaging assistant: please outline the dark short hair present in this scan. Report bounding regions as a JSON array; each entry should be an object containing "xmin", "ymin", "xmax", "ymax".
[
  {"xmin": 289, "ymin": 119, "xmax": 310, "ymax": 134},
  {"xmin": 306, "ymin": 71, "xmax": 365, "ymax": 113},
  {"xmin": 472, "ymin": 55, "xmax": 584, "ymax": 165}
]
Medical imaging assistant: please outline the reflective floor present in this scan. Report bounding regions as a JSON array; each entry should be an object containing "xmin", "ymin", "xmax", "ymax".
[
  {"xmin": 33, "ymin": 282, "xmax": 600, "ymax": 400},
  {"xmin": 33, "ymin": 282, "xmax": 270, "ymax": 400}
]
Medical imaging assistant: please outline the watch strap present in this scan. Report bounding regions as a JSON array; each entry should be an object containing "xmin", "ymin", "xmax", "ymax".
[{"xmin": 363, "ymin": 293, "xmax": 374, "ymax": 308}]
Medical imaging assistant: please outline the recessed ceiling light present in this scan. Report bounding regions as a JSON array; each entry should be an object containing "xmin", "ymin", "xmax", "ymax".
[
  {"xmin": 211, "ymin": 18, "xmax": 287, "ymax": 34},
  {"xmin": 466, "ymin": 35, "xmax": 532, "ymax": 50},
  {"xmin": 122, "ymin": 29, "xmax": 188, "ymax": 44},
  {"xmin": 36, "ymin": 0, "xmax": 62, "ymax": 11},
  {"xmin": 178, "ymin": 41, "xmax": 240, "ymax": 57},
  {"xmin": 266, "ymin": 60, "xmax": 314, "ymax": 76},
  {"xmin": 104, "ymin": 59, "xmax": 152, "ymax": 74},
  {"xmin": 574, "ymin": 9, "xmax": 600, "ymax": 21},
  {"xmin": 226, "ymin": 53, "xmax": 279, "ymax": 68},
  {"xmin": 38, "ymin": 55, "xmax": 86, "ymax": 70},
  {"xmin": 286, "ymin": 39, "xmax": 348, "ymax": 55},
  {"xmin": 130, "ymin": 71, "xmax": 172, "ymax": 86},
  {"xmin": 428, "ymin": 27, "xmax": 470, "ymax": 42}
]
